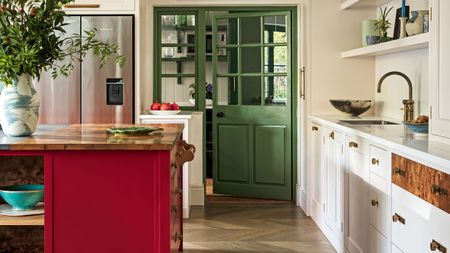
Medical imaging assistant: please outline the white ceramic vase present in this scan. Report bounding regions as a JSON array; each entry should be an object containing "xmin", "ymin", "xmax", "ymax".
[{"xmin": 0, "ymin": 74, "xmax": 40, "ymax": 137}]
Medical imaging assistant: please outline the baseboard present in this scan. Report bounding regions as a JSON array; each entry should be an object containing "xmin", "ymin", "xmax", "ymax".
[{"xmin": 190, "ymin": 185, "xmax": 205, "ymax": 206}]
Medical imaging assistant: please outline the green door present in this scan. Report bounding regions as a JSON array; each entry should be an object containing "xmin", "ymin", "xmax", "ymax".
[{"xmin": 212, "ymin": 12, "xmax": 292, "ymax": 200}]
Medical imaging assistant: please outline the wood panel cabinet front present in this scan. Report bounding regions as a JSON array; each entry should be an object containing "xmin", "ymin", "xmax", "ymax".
[{"xmin": 392, "ymin": 153, "xmax": 450, "ymax": 214}]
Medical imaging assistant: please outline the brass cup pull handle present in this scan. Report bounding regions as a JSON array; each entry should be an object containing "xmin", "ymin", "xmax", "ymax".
[
  {"xmin": 171, "ymin": 206, "xmax": 178, "ymax": 213},
  {"xmin": 173, "ymin": 233, "xmax": 183, "ymax": 242},
  {"xmin": 349, "ymin": 142, "xmax": 358, "ymax": 148},
  {"xmin": 430, "ymin": 240, "xmax": 447, "ymax": 253},
  {"xmin": 392, "ymin": 213, "xmax": 406, "ymax": 225},
  {"xmin": 393, "ymin": 168, "xmax": 407, "ymax": 177},
  {"xmin": 175, "ymin": 187, "xmax": 182, "ymax": 195},
  {"xmin": 371, "ymin": 199, "xmax": 379, "ymax": 207},
  {"xmin": 371, "ymin": 158, "xmax": 379, "ymax": 165},
  {"xmin": 312, "ymin": 126, "xmax": 319, "ymax": 132},
  {"xmin": 171, "ymin": 162, "xmax": 177, "ymax": 170},
  {"xmin": 64, "ymin": 4, "xmax": 101, "ymax": 8},
  {"xmin": 432, "ymin": 184, "xmax": 448, "ymax": 196},
  {"xmin": 329, "ymin": 132, "xmax": 335, "ymax": 140}
]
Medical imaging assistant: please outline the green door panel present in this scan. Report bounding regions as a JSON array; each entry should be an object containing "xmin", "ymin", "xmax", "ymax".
[
  {"xmin": 217, "ymin": 125, "xmax": 249, "ymax": 183},
  {"xmin": 212, "ymin": 11, "xmax": 293, "ymax": 200},
  {"xmin": 254, "ymin": 125, "xmax": 286, "ymax": 185}
]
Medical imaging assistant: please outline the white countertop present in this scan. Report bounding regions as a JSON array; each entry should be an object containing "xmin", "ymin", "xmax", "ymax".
[{"xmin": 310, "ymin": 115, "xmax": 450, "ymax": 172}]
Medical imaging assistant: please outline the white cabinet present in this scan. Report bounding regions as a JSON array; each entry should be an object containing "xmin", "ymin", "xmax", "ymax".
[
  {"xmin": 369, "ymin": 226, "xmax": 390, "ymax": 253},
  {"xmin": 345, "ymin": 136, "xmax": 370, "ymax": 253},
  {"xmin": 323, "ymin": 128, "xmax": 345, "ymax": 239},
  {"xmin": 309, "ymin": 123, "xmax": 324, "ymax": 218},
  {"xmin": 430, "ymin": 0, "xmax": 450, "ymax": 142},
  {"xmin": 64, "ymin": 0, "xmax": 135, "ymax": 12}
]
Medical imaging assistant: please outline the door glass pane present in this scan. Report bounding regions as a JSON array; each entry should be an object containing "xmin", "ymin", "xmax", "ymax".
[
  {"xmin": 217, "ymin": 48, "xmax": 238, "ymax": 74},
  {"xmin": 265, "ymin": 76, "xmax": 287, "ymax": 106},
  {"xmin": 240, "ymin": 16, "xmax": 262, "ymax": 44},
  {"xmin": 217, "ymin": 77, "xmax": 238, "ymax": 105},
  {"xmin": 161, "ymin": 77, "xmax": 195, "ymax": 107},
  {"xmin": 264, "ymin": 46, "xmax": 287, "ymax": 74},
  {"xmin": 264, "ymin": 16, "xmax": 287, "ymax": 44},
  {"xmin": 242, "ymin": 76, "xmax": 262, "ymax": 105},
  {"xmin": 161, "ymin": 15, "xmax": 196, "ymax": 28},
  {"xmin": 241, "ymin": 47, "xmax": 261, "ymax": 73},
  {"xmin": 217, "ymin": 18, "xmax": 238, "ymax": 45}
]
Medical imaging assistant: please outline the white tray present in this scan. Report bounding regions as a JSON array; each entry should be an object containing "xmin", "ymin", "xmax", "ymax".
[{"xmin": 150, "ymin": 110, "xmax": 181, "ymax": 115}]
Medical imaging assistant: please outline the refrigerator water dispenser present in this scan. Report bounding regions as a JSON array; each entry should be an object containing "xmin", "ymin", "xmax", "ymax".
[{"xmin": 107, "ymin": 78, "xmax": 124, "ymax": 105}]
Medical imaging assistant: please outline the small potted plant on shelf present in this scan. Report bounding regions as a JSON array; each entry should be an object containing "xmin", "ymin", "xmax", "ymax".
[
  {"xmin": 0, "ymin": 0, "xmax": 124, "ymax": 137},
  {"xmin": 375, "ymin": 6, "xmax": 393, "ymax": 43}
]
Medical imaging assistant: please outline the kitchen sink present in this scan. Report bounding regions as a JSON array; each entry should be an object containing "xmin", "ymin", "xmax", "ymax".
[{"xmin": 339, "ymin": 120, "xmax": 400, "ymax": 125}]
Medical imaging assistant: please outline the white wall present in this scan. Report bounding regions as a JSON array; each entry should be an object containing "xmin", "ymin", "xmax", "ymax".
[{"xmin": 375, "ymin": 0, "xmax": 429, "ymax": 119}]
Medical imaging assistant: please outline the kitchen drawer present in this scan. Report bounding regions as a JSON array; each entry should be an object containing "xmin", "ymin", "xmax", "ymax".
[
  {"xmin": 369, "ymin": 225, "xmax": 390, "ymax": 253},
  {"xmin": 369, "ymin": 172, "xmax": 391, "ymax": 238},
  {"xmin": 392, "ymin": 154, "xmax": 450, "ymax": 214},
  {"xmin": 370, "ymin": 145, "xmax": 390, "ymax": 180},
  {"xmin": 392, "ymin": 185, "xmax": 433, "ymax": 253}
]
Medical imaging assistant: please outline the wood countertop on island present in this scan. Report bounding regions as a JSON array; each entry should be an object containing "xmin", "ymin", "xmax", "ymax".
[{"xmin": 0, "ymin": 124, "xmax": 184, "ymax": 151}]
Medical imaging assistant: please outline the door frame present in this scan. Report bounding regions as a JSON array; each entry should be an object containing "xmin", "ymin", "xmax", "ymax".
[{"xmin": 153, "ymin": 5, "xmax": 299, "ymax": 203}]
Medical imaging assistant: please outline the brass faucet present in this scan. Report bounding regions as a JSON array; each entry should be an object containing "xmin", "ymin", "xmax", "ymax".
[{"xmin": 377, "ymin": 71, "xmax": 414, "ymax": 122}]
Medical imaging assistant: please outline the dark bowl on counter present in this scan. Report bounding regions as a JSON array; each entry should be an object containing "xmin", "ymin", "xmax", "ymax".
[{"xmin": 330, "ymin": 99, "xmax": 372, "ymax": 117}]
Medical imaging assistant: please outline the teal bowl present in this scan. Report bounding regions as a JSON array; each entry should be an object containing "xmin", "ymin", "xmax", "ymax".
[
  {"xmin": 404, "ymin": 122, "xmax": 429, "ymax": 135},
  {"xmin": 0, "ymin": 185, "xmax": 44, "ymax": 211}
]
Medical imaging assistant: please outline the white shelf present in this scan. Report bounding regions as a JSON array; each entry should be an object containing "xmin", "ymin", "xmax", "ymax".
[
  {"xmin": 341, "ymin": 33, "xmax": 430, "ymax": 58},
  {"xmin": 340, "ymin": 0, "xmax": 393, "ymax": 10}
]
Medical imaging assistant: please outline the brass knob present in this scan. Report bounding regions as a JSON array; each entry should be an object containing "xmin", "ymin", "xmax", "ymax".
[
  {"xmin": 430, "ymin": 239, "xmax": 447, "ymax": 253},
  {"xmin": 431, "ymin": 184, "xmax": 448, "ymax": 196},
  {"xmin": 371, "ymin": 158, "xmax": 379, "ymax": 165},
  {"xmin": 349, "ymin": 142, "xmax": 358, "ymax": 148},
  {"xmin": 329, "ymin": 132, "xmax": 335, "ymax": 140},
  {"xmin": 392, "ymin": 213, "xmax": 405, "ymax": 225},
  {"xmin": 312, "ymin": 126, "xmax": 319, "ymax": 131},
  {"xmin": 371, "ymin": 199, "xmax": 379, "ymax": 207},
  {"xmin": 393, "ymin": 168, "xmax": 407, "ymax": 177}
]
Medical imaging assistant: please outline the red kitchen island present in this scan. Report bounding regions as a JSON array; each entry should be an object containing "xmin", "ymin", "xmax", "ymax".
[{"xmin": 0, "ymin": 124, "xmax": 194, "ymax": 253}]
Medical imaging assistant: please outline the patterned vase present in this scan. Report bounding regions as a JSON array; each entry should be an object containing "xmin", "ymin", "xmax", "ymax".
[{"xmin": 0, "ymin": 74, "xmax": 40, "ymax": 137}]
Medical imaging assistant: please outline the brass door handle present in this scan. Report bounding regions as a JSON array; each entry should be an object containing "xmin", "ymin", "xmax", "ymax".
[
  {"xmin": 393, "ymin": 168, "xmax": 407, "ymax": 177},
  {"xmin": 329, "ymin": 132, "xmax": 335, "ymax": 140},
  {"xmin": 64, "ymin": 4, "xmax": 100, "ymax": 8},
  {"xmin": 312, "ymin": 126, "xmax": 319, "ymax": 132},
  {"xmin": 431, "ymin": 239, "xmax": 447, "ymax": 253},
  {"xmin": 300, "ymin": 66, "xmax": 306, "ymax": 100},
  {"xmin": 371, "ymin": 199, "xmax": 379, "ymax": 207},
  {"xmin": 371, "ymin": 158, "xmax": 379, "ymax": 165},
  {"xmin": 431, "ymin": 184, "xmax": 448, "ymax": 196},
  {"xmin": 392, "ymin": 213, "xmax": 406, "ymax": 225},
  {"xmin": 349, "ymin": 142, "xmax": 358, "ymax": 148}
]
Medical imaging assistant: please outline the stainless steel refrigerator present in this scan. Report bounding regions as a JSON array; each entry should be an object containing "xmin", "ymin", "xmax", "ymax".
[{"xmin": 35, "ymin": 16, "xmax": 134, "ymax": 124}]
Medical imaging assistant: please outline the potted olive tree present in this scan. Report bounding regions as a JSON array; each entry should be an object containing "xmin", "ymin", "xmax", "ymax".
[{"xmin": 0, "ymin": 0, "xmax": 124, "ymax": 136}]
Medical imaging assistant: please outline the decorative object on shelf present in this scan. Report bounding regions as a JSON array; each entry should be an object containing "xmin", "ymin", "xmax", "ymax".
[
  {"xmin": 394, "ymin": 6, "xmax": 410, "ymax": 39},
  {"xmin": 399, "ymin": 17, "xmax": 408, "ymax": 38},
  {"xmin": 107, "ymin": 127, "xmax": 164, "ymax": 136},
  {"xmin": 375, "ymin": 7, "xmax": 394, "ymax": 43},
  {"xmin": 362, "ymin": 20, "xmax": 378, "ymax": 46},
  {"xmin": 0, "ymin": 0, "xmax": 124, "ymax": 137},
  {"xmin": 0, "ymin": 185, "xmax": 44, "ymax": 211},
  {"xmin": 366, "ymin": 36, "xmax": 380, "ymax": 45},
  {"xmin": 0, "ymin": 202, "xmax": 44, "ymax": 217},
  {"xmin": 329, "ymin": 99, "xmax": 372, "ymax": 117},
  {"xmin": 406, "ymin": 10, "xmax": 429, "ymax": 36},
  {"xmin": 423, "ymin": 14, "xmax": 430, "ymax": 33}
]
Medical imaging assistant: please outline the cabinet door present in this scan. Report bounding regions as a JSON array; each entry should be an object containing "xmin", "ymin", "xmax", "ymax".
[
  {"xmin": 345, "ymin": 137, "xmax": 370, "ymax": 253},
  {"xmin": 309, "ymin": 123, "xmax": 324, "ymax": 216},
  {"xmin": 431, "ymin": 0, "xmax": 450, "ymax": 140},
  {"xmin": 369, "ymin": 226, "xmax": 390, "ymax": 253},
  {"xmin": 324, "ymin": 129, "xmax": 344, "ymax": 239},
  {"xmin": 369, "ymin": 173, "xmax": 391, "ymax": 239}
]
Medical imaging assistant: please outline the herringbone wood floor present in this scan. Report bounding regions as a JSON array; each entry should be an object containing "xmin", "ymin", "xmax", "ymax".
[{"xmin": 184, "ymin": 203, "xmax": 336, "ymax": 253}]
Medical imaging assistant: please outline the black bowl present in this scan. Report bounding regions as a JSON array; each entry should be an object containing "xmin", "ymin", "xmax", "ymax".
[{"xmin": 330, "ymin": 100, "xmax": 372, "ymax": 117}]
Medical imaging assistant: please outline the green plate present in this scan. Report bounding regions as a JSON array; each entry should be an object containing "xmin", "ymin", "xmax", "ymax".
[{"xmin": 107, "ymin": 127, "xmax": 164, "ymax": 136}]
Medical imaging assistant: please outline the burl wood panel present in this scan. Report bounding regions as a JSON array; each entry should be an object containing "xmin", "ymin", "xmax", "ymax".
[
  {"xmin": 392, "ymin": 154, "xmax": 450, "ymax": 214},
  {"xmin": 0, "ymin": 156, "xmax": 44, "ymax": 253}
]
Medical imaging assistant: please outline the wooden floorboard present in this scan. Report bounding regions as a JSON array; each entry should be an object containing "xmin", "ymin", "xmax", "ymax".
[{"xmin": 184, "ymin": 203, "xmax": 336, "ymax": 253}]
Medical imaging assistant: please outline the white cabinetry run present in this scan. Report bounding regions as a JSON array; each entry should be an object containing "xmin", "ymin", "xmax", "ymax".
[{"xmin": 64, "ymin": 0, "xmax": 135, "ymax": 12}]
